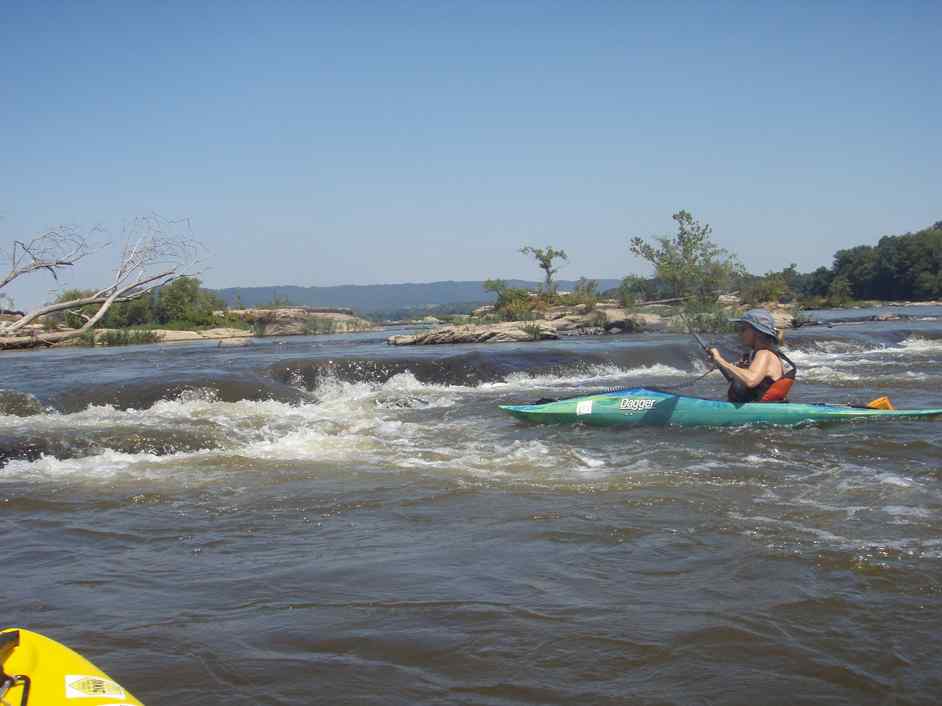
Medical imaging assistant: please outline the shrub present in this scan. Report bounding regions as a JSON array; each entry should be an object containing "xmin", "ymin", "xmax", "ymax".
[
  {"xmin": 629, "ymin": 210, "xmax": 744, "ymax": 305},
  {"xmin": 679, "ymin": 302, "xmax": 735, "ymax": 334},
  {"xmin": 558, "ymin": 277, "xmax": 599, "ymax": 309},
  {"xmin": 827, "ymin": 276, "xmax": 853, "ymax": 307},
  {"xmin": 97, "ymin": 329, "xmax": 161, "ymax": 346},
  {"xmin": 740, "ymin": 272, "xmax": 791, "ymax": 304},
  {"xmin": 618, "ymin": 275, "xmax": 646, "ymax": 309},
  {"xmin": 483, "ymin": 279, "xmax": 538, "ymax": 321},
  {"xmin": 588, "ymin": 310, "xmax": 608, "ymax": 328},
  {"xmin": 75, "ymin": 329, "xmax": 160, "ymax": 346},
  {"xmin": 76, "ymin": 329, "xmax": 98, "ymax": 346},
  {"xmin": 500, "ymin": 297, "xmax": 537, "ymax": 321}
]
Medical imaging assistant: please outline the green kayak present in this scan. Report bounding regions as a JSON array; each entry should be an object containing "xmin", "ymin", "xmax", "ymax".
[{"xmin": 500, "ymin": 387, "xmax": 942, "ymax": 428}]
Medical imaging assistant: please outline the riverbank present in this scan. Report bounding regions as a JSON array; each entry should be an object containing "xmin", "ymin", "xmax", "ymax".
[
  {"xmin": 0, "ymin": 307, "xmax": 377, "ymax": 350},
  {"xmin": 387, "ymin": 300, "xmax": 793, "ymax": 346},
  {"xmin": 101, "ymin": 327, "xmax": 253, "ymax": 343},
  {"xmin": 220, "ymin": 307, "xmax": 377, "ymax": 336},
  {"xmin": 389, "ymin": 299, "xmax": 942, "ymax": 346}
]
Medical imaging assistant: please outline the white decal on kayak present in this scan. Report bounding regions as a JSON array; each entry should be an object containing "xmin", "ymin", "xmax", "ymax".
[
  {"xmin": 619, "ymin": 398, "xmax": 657, "ymax": 413},
  {"xmin": 576, "ymin": 400, "xmax": 593, "ymax": 416},
  {"xmin": 64, "ymin": 675, "xmax": 126, "ymax": 699}
]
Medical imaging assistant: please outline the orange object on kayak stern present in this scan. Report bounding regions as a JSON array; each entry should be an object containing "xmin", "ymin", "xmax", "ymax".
[{"xmin": 866, "ymin": 396, "xmax": 895, "ymax": 410}]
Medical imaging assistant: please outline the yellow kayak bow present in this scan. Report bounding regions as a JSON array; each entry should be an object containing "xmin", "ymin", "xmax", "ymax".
[{"xmin": 1, "ymin": 628, "xmax": 144, "ymax": 706}]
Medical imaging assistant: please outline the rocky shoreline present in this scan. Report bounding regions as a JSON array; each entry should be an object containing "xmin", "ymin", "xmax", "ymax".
[
  {"xmin": 388, "ymin": 302, "xmax": 679, "ymax": 346},
  {"xmin": 1, "ymin": 307, "xmax": 377, "ymax": 350},
  {"xmin": 5, "ymin": 299, "xmax": 939, "ymax": 351},
  {"xmin": 220, "ymin": 307, "xmax": 376, "ymax": 336},
  {"xmin": 387, "ymin": 301, "xmax": 807, "ymax": 346}
]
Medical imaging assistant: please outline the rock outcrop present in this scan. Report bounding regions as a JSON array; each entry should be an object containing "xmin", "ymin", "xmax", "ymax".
[
  {"xmin": 221, "ymin": 307, "xmax": 376, "ymax": 336},
  {"xmin": 385, "ymin": 298, "xmax": 816, "ymax": 347},
  {"xmin": 387, "ymin": 321, "xmax": 558, "ymax": 345},
  {"xmin": 387, "ymin": 303, "xmax": 664, "ymax": 346},
  {"xmin": 152, "ymin": 328, "xmax": 253, "ymax": 342},
  {"xmin": 87, "ymin": 327, "xmax": 253, "ymax": 344},
  {"xmin": 749, "ymin": 302, "xmax": 799, "ymax": 331}
]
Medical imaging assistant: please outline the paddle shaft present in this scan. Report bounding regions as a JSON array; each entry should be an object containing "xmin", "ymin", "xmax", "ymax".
[{"xmin": 691, "ymin": 331, "xmax": 735, "ymax": 383}]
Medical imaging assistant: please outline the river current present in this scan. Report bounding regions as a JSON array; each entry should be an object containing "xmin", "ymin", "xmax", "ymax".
[{"xmin": 2, "ymin": 312, "xmax": 941, "ymax": 705}]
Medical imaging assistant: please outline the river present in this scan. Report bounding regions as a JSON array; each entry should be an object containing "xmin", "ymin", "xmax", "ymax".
[{"xmin": 2, "ymin": 314, "xmax": 941, "ymax": 705}]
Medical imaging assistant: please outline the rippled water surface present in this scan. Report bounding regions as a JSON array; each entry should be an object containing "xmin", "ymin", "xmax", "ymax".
[{"xmin": 2, "ymin": 321, "xmax": 941, "ymax": 705}]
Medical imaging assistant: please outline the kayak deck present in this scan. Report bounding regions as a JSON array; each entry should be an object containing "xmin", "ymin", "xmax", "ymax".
[
  {"xmin": 1, "ymin": 628, "xmax": 145, "ymax": 706},
  {"xmin": 500, "ymin": 387, "xmax": 942, "ymax": 428}
]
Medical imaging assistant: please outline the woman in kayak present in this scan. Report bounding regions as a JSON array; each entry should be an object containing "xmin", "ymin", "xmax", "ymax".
[{"xmin": 708, "ymin": 308, "xmax": 797, "ymax": 403}]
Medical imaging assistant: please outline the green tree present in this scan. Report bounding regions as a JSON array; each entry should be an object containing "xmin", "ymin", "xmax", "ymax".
[
  {"xmin": 101, "ymin": 294, "xmax": 156, "ymax": 328},
  {"xmin": 483, "ymin": 278, "xmax": 535, "ymax": 321},
  {"xmin": 483, "ymin": 278, "xmax": 508, "ymax": 300},
  {"xmin": 629, "ymin": 210, "xmax": 743, "ymax": 305},
  {"xmin": 156, "ymin": 277, "xmax": 200, "ymax": 323},
  {"xmin": 617, "ymin": 275, "xmax": 646, "ymax": 308},
  {"xmin": 827, "ymin": 275, "xmax": 853, "ymax": 307},
  {"xmin": 154, "ymin": 277, "xmax": 224, "ymax": 326},
  {"xmin": 799, "ymin": 266, "xmax": 834, "ymax": 298},
  {"xmin": 519, "ymin": 245, "xmax": 568, "ymax": 295},
  {"xmin": 832, "ymin": 245, "xmax": 877, "ymax": 299},
  {"xmin": 572, "ymin": 277, "xmax": 599, "ymax": 307},
  {"xmin": 915, "ymin": 270, "xmax": 942, "ymax": 298},
  {"xmin": 574, "ymin": 277, "xmax": 599, "ymax": 297},
  {"xmin": 52, "ymin": 289, "xmax": 97, "ymax": 328},
  {"xmin": 740, "ymin": 270, "xmax": 790, "ymax": 304}
]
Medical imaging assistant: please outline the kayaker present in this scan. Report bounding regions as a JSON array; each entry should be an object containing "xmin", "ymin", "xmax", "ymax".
[{"xmin": 708, "ymin": 308, "xmax": 797, "ymax": 403}]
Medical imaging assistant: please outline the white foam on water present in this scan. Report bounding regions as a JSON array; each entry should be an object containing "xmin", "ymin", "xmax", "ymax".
[
  {"xmin": 786, "ymin": 337, "xmax": 942, "ymax": 382},
  {"xmin": 799, "ymin": 366, "xmax": 862, "ymax": 382},
  {"xmin": 0, "ymin": 447, "xmax": 215, "ymax": 481},
  {"xmin": 899, "ymin": 336, "xmax": 942, "ymax": 353},
  {"xmin": 731, "ymin": 512, "xmax": 937, "ymax": 557},
  {"xmin": 882, "ymin": 505, "xmax": 932, "ymax": 520},
  {"xmin": 0, "ymin": 371, "xmax": 471, "ymax": 481},
  {"xmin": 743, "ymin": 453, "xmax": 788, "ymax": 466},
  {"xmin": 483, "ymin": 362, "xmax": 699, "ymax": 391},
  {"xmin": 4, "ymin": 365, "xmax": 659, "ymax": 483},
  {"xmin": 875, "ymin": 473, "xmax": 915, "ymax": 488},
  {"xmin": 573, "ymin": 451, "xmax": 606, "ymax": 469},
  {"xmin": 3, "ymin": 336, "xmax": 939, "ymax": 488}
]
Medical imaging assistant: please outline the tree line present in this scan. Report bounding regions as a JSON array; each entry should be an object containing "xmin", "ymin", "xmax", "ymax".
[
  {"xmin": 490, "ymin": 214, "xmax": 942, "ymax": 323},
  {"xmin": 54, "ymin": 277, "xmax": 227, "ymax": 331},
  {"xmin": 815, "ymin": 220, "xmax": 942, "ymax": 302},
  {"xmin": 4, "ymin": 212, "xmax": 939, "ymax": 349}
]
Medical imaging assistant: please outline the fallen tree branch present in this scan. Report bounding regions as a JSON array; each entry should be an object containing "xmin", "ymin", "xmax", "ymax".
[
  {"xmin": 0, "ymin": 214, "xmax": 202, "ymax": 349},
  {"xmin": 0, "ymin": 226, "xmax": 103, "ymax": 291}
]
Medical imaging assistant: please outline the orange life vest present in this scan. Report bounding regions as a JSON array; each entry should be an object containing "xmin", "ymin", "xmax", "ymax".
[{"xmin": 728, "ymin": 349, "xmax": 798, "ymax": 403}]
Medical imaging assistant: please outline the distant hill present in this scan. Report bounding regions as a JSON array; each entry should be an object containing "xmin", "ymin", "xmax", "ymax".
[{"xmin": 213, "ymin": 279, "xmax": 623, "ymax": 314}]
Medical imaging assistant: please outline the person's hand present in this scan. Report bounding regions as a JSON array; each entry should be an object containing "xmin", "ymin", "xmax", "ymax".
[{"xmin": 708, "ymin": 347, "xmax": 722, "ymax": 364}]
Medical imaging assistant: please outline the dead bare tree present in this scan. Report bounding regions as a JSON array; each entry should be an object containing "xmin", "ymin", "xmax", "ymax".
[{"xmin": 0, "ymin": 215, "xmax": 200, "ymax": 349}]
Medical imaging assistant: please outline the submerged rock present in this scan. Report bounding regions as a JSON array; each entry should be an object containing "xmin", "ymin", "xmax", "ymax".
[{"xmin": 0, "ymin": 390, "xmax": 45, "ymax": 417}]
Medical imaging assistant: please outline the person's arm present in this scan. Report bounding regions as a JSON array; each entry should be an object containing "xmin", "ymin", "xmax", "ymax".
[{"xmin": 708, "ymin": 348, "xmax": 774, "ymax": 388}]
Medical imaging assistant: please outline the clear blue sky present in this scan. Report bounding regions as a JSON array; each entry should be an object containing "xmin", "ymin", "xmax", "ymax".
[{"xmin": 2, "ymin": 0, "xmax": 939, "ymax": 307}]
